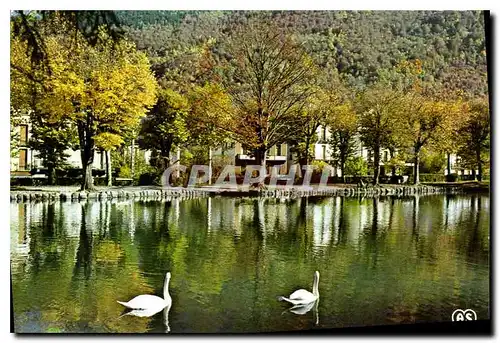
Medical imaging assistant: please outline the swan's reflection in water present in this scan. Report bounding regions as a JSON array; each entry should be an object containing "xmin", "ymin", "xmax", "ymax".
[
  {"xmin": 120, "ymin": 305, "xmax": 171, "ymax": 333},
  {"xmin": 282, "ymin": 300, "xmax": 319, "ymax": 326}
]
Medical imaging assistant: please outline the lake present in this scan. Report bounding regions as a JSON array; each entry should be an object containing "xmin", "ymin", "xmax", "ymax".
[{"xmin": 10, "ymin": 194, "xmax": 490, "ymax": 333}]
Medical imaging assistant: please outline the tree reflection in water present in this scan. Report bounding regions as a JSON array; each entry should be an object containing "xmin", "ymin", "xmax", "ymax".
[{"xmin": 10, "ymin": 194, "xmax": 490, "ymax": 333}]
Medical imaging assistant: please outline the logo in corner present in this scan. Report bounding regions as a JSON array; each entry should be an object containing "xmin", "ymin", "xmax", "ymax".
[{"xmin": 451, "ymin": 309, "xmax": 477, "ymax": 321}]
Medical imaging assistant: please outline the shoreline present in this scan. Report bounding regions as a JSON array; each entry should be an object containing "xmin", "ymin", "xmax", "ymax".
[{"xmin": 9, "ymin": 182, "xmax": 488, "ymax": 202}]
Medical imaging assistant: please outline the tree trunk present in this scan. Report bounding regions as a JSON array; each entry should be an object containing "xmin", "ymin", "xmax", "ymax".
[
  {"xmin": 413, "ymin": 148, "xmax": 421, "ymax": 185},
  {"xmin": 254, "ymin": 147, "xmax": 267, "ymax": 187},
  {"xmin": 175, "ymin": 147, "xmax": 181, "ymax": 179},
  {"xmin": 160, "ymin": 144, "xmax": 172, "ymax": 171},
  {"xmin": 255, "ymin": 147, "xmax": 267, "ymax": 169},
  {"xmin": 477, "ymin": 147, "xmax": 482, "ymax": 182},
  {"xmin": 45, "ymin": 144, "xmax": 56, "ymax": 185},
  {"xmin": 78, "ymin": 115, "xmax": 96, "ymax": 191},
  {"xmin": 82, "ymin": 159, "xmax": 94, "ymax": 191},
  {"xmin": 105, "ymin": 150, "xmax": 112, "ymax": 187},
  {"xmin": 130, "ymin": 138, "xmax": 135, "ymax": 182},
  {"xmin": 305, "ymin": 136, "xmax": 311, "ymax": 166},
  {"xmin": 446, "ymin": 152, "xmax": 451, "ymax": 176},
  {"xmin": 47, "ymin": 163, "xmax": 56, "ymax": 186},
  {"xmin": 79, "ymin": 141, "xmax": 95, "ymax": 191},
  {"xmin": 208, "ymin": 147, "xmax": 213, "ymax": 185},
  {"xmin": 373, "ymin": 143, "xmax": 380, "ymax": 185},
  {"xmin": 389, "ymin": 149, "xmax": 396, "ymax": 176},
  {"xmin": 340, "ymin": 153, "xmax": 346, "ymax": 184}
]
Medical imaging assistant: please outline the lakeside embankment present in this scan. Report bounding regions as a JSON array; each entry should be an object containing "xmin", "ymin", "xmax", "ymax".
[{"xmin": 9, "ymin": 181, "xmax": 488, "ymax": 202}]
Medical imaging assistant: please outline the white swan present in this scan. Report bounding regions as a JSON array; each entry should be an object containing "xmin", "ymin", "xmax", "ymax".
[
  {"xmin": 117, "ymin": 272, "xmax": 172, "ymax": 311},
  {"xmin": 286, "ymin": 300, "xmax": 316, "ymax": 315},
  {"xmin": 278, "ymin": 271, "xmax": 319, "ymax": 305}
]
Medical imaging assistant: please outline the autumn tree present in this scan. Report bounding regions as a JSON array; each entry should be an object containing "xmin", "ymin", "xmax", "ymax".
[
  {"xmin": 11, "ymin": 31, "xmax": 34, "ymax": 160},
  {"xmin": 36, "ymin": 30, "xmax": 157, "ymax": 190},
  {"xmin": 355, "ymin": 85, "xmax": 403, "ymax": 185},
  {"xmin": 398, "ymin": 90, "xmax": 464, "ymax": 184},
  {"xmin": 211, "ymin": 21, "xmax": 316, "ymax": 170},
  {"xmin": 328, "ymin": 102, "xmax": 358, "ymax": 183},
  {"xmin": 11, "ymin": 29, "xmax": 76, "ymax": 182},
  {"xmin": 457, "ymin": 98, "xmax": 490, "ymax": 181},
  {"xmin": 188, "ymin": 83, "xmax": 232, "ymax": 183},
  {"xmin": 284, "ymin": 86, "xmax": 329, "ymax": 167}
]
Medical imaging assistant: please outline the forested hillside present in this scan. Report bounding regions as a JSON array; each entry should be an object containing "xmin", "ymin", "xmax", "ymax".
[{"xmin": 116, "ymin": 10, "xmax": 488, "ymax": 96}]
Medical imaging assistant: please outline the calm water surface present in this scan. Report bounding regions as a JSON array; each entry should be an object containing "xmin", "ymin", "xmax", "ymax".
[{"xmin": 10, "ymin": 194, "xmax": 490, "ymax": 333}]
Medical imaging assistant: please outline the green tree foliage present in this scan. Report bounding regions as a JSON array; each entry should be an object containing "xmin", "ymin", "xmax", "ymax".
[
  {"xmin": 328, "ymin": 102, "xmax": 358, "ymax": 183},
  {"xmin": 398, "ymin": 90, "xmax": 463, "ymax": 184},
  {"xmin": 289, "ymin": 86, "xmax": 329, "ymax": 167},
  {"xmin": 11, "ymin": 10, "xmax": 489, "ymax": 186},
  {"xmin": 120, "ymin": 10, "xmax": 487, "ymax": 95},
  {"xmin": 11, "ymin": 27, "xmax": 76, "ymax": 178},
  {"xmin": 139, "ymin": 88, "xmax": 190, "ymax": 170},
  {"xmin": 25, "ymin": 30, "xmax": 157, "ymax": 190},
  {"xmin": 345, "ymin": 156, "xmax": 368, "ymax": 177},
  {"xmin": 355, "ymin": 85, "xmax": 404, "ymax": 185},
  {"xmin": 419, "ymin": 148, "xmax": 446, "ymax": 174},
  {"xmin": 120, "ymin": 10, "xmax": 487, "ymax": 180},
  {"xmin": 29, "ymin": 116, "xmax": 77, "ymax": 185},
  {"xmin": 456, "ymin": 98, "xmax": 490, "ymax": 181},
  {"xmin": 115, "ymin": 10, "xmax": 199, "ymax": 28},
  {"xmin": 10, "ymin": 110, "xmax": 22, "ymax": 158}
]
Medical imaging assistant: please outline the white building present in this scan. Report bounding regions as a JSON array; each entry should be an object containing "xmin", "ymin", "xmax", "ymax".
[{"xmin": 10, "ymin": 114, "xmax": 105, "ymax": 176}]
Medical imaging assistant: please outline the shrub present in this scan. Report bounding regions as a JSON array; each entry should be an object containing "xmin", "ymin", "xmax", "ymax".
[
  {"xmin": 446, "ymin": 173, "xmax": 458, "ymax": 182},
  {"xmin": 311, "ymin": 160, "xmax": 330, "ymax": 173},
  {"xmin": 112, "ymin": 147, "xmax": 156, "ymax": 185},
  {"xmin": 138, "ymin": 172, "xmax": 158, "ymax": 186},
  {"xmin": 345, "ymin": 156, "xmax": 368, "ymax": 176}
]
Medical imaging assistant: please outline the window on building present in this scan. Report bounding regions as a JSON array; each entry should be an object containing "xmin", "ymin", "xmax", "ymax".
[
  {"xmin": 322, "ymin": 145, "xmax": 327, "ymax": 160},
  {"xmin": 276, "ymin": 144, "xmax": 282, "ymax": 156},
  {"xmin": 384, "ymin": 151, "xmax": 389, "ymax": 161},
  {"xmin": 19, "ymin": 125, "xmax": 28, "ymax": 146},
  {"xmin": 322, "ymin": 127, "xmax": 327, "ymax": 141},
  {"xmin": 18, "ymin": 149, "xmax": 28, "ymax": 170}
]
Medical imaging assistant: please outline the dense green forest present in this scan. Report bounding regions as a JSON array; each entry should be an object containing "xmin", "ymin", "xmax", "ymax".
[{"xmin": 116, "ymin": 10, "xmax": 488, "ymax": 95}]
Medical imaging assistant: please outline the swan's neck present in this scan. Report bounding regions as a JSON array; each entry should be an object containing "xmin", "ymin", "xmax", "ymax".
[
  {"xmin": 312, "ymin": 274, "xmax": 319, "ymax": 297},
  {"xmin": 164, "ymin": 277, "xmax": 171, "ymax": 300}
]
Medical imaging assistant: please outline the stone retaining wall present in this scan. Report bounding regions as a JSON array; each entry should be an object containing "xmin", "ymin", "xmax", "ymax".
[
  {"xmin": 10, "ymin": 184, "xmax": 465, "ymax": 203},
  {"xmin": 255, "ymin": 185, "xmax": 464, "ymax": 199},
  {"xmin": 10, "ymin": 188, "xmax": 211, "ymax": 202}
]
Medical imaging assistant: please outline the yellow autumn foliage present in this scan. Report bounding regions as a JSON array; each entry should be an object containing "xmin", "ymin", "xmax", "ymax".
[{"xmin": 11, "ymin": 27, "xmax": 158, "ymax": 150}]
